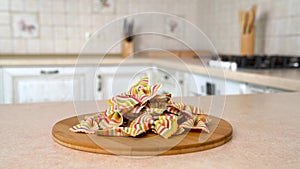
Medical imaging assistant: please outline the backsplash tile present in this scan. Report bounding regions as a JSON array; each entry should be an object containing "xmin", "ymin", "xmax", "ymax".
[
  {"xmin": 52, "ymin": 13, "xmax": 66, "ymax": 26},
  {"xmin": 39, "ymin": 14, "xmax": 52, "ymax": 26},
  {"xmin": 0, "ymin": 0, "xmax": 197, "ymax": 54},
  {"xmin": 54, "ymin": 39, "xmax": 68, "ymax": 53},
  {"xmin": 27, "ymin": 39, "xmax": 40, "ymax": 53},
  {"xmin": 0, "ymin": 39, "xmax": 13, "ymax": 53},
  {"xmin": 0, "ymin": 12, "xmax": 10, "ymax": 24},
  {"xmin": 79, "ymin": 0, "xmax": 92, "ymax": 14},
  {"xmin": 40, "ymin": 39, "xmax": 53, "ymax": 53},
  {"xmin": 66, "ymin": 0, "xmax": 79, "ymax": 14},
  {"xmin": 0, "ymin": 0, "xmax": 9, "ymax": 11},
  {"xmin": 52, "ymin": 0, "xmax": 65, "ymax": 14},
  {"xmin": 0, "ymin": 25, "xmax": 11, "ymax": 38},
  {"xmin": 38, "ymin": 1, "xmax": 52, "ymax": 13},
  {"xmin": 289, "ymin": 17, "xmax": 300, "ymax": 35},
  {"xmin": 0, "ymin": 0, "xmax": 298, "ymax": 55},
  {"xmin": 13, "ymin": 39, "xmax": 27, "ymax": 53},
  {"xmin": 197, "ymin": 0, "xmax": 300, "ymax": 55},
  {"xmin": 40, "ymin": 26, "xmax": 53, "ymax": 39},
  {"xmin": 53, "ymin": 26, "xmax": 67, "ymax": 40},
  {"xmin": 24, "ymin": 0, "xmax": 38, "ymax": 12},
  {"xmin": 10, "ymin": 0, "xmax": 24, "ymax": 12}
]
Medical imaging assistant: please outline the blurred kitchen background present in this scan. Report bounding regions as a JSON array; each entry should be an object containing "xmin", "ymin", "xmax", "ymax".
[
  {"xmin": 0, "ymin": 0, "xmax": 300, "ymax": 104},
  {"xmin": 0, "ymin": 0, "xmax": 299, "ymax": 55}
]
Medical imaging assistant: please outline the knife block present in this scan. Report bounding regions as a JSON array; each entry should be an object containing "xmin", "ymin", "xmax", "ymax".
[
  {"xmin": 240, "ymin": 27, "xmax": 255, "ymax": 56},
  {"xmin": 121, "ymin": 40, "xmax": 134, "ymax": 58}
]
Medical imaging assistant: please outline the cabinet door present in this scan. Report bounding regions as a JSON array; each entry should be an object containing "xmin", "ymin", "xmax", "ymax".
[
  {"xmin": 97, "ymin": 66, "xmax": 152, "ymax": 99},
  {"xmin": 208, "ymin": 77, "xmax": 226, "ymax": 95},
  {"xmin": 225, "ymin": 80, "xmax": 244, "ymax": 95},
  {"xmin": 14, "ymin": 75, "xmax": 85, "ymax": 103},
  {"xmin": 2, "ymin": 67, "xmax": 93, "ymax": 104},
  {"xmin": 187, "ymin": 74, "xmax": 208, "ymax": 96},
  {"xmin": 0, "ymin": 68, "xmax": 3, "ymax": 103},
  {"xmin": 187, "ymin": 73, "xmax": 244, "ymax": 96},
  {"xmin": 151, "ymin": 68, "xmax": 185, "ymax": 97}
]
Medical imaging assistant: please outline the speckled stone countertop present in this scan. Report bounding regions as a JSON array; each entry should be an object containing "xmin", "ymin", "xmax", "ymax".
[
  {"xmin": 0, "ymin": 92, "xmax": 299, "ymax": 169},
  {"xmin": 0, "ymin": 54, "xmax": 300, "ymax": 91}
]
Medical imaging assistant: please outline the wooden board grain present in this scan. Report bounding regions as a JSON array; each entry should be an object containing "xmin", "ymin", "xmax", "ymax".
[{"xmin": 52, "ymin": 115, "xmax": 232, "ymax": 156}]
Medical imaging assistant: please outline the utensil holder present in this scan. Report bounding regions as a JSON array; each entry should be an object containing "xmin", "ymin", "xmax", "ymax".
[
  {"xmin": 240, "ymin": 27, "xmax": 255, "ymax": 56},
  {"xmin": 121, "ymin": 40, "xmax": 134, "ymax": 58}
]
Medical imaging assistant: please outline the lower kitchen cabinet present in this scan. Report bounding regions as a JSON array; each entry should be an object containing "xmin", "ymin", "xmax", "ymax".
[
  {"xmin": 225, "ymin": 80, "xmax": 245, "ymax": 95},
  {"xmin": 0, "ymin": 66, "xmax": 95, "ymax": 104},
  {"xmin": 240, "ymin": 83, "xmax": 288, "ymax": 94},
  {"xmin": 0, "ymin": 68, "xmax": 3, "ymax": 103},
  {"xmin": 96, "ymin": 65, "xmax": 190, "ymax": 100},
  {"xmin": 150, "ymin": 67, "xmax": 186, "ymax": 97},
  {"xmin": 0, "ymin": 65, "xmax": 288, "ymax": 104},
  {"xmin": 186, "ymin": 73, "xmax": 287, "ymax": 96},
  {"xmin": 96, "ymin": 65, "xmax": 152, "ymax": 100},
  {"xmin": 186, "ymin": 74, "xmax": 229, "ymax": 96},
  {"xmin": 0, "ymin": 65, "xmax": 153, "ymax": 104},
  {"xmin": 185, "ymin": 74, "xmax": 207, "ymax": 96}
]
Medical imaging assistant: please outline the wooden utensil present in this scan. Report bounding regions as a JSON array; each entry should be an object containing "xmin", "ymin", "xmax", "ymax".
[
  {"xmin": 247, "ymin": 11, "xmax": 254, "ymax": 34},
  {"xmin": 240, "ymin": 5, "xmax": 257, "ymax": 55},
  {"xmin": 248, "ymin": 5, "xmax": 257, "ymax": 34}
]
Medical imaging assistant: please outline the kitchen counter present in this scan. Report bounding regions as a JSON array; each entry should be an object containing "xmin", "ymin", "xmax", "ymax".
[
  {"xmin": 0, "ymin": 92, "xmax": 299, "ymax": 169},
  {"xmin": 0, "ymin": 54, "xmax": 300, "ymax": 91}
]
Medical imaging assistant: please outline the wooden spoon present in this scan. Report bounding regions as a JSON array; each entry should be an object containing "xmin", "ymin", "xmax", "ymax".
[
  {"xmin": 242, "ymin": 11, "xmax": 248, "ymax": 34},
  {"xmin": 248, "ymin": 5, "xmax": 257, "ymax": 34},
  {"xmin": 247, "ymin": 11, "xmax": 254, "ymax": 34}
]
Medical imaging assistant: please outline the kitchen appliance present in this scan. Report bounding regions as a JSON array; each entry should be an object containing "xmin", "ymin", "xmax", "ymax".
[{"xmin": 216, "ymin": 54, "xmax": 300, "ymax": 69}]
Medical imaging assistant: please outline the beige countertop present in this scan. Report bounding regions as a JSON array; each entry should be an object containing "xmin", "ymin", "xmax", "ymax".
[
  {"xmin": 0, "ymin": 54, "xmax": 300, "ymax": 91},
  {"xmin": 0, "ymin": 92, "xmax": 299, "ymax": 168}
]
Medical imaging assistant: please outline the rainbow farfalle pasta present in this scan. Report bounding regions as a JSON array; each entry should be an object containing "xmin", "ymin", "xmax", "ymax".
[{"xmin": 70, "ymin": 76, "xmax": 209, "ymax": 139}]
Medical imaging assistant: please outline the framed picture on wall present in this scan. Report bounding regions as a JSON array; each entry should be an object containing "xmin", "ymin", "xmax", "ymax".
[
  {"xmin": 93, "ymin": 0, "xmax": 115, "ymax": 13},
  {"xmin": 12, "ymin": 13, "xmax": 39, "ymax": 38}
]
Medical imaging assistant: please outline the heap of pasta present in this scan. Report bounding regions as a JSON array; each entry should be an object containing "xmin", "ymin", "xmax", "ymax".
[{"xmin": 70, "ymin": 76, "xmax": 209, "ymax": 139}]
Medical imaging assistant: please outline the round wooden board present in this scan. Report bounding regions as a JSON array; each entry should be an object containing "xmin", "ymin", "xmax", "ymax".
[{"xmin": 52, "ymin": 115, "xmax": 232, "ymax": 156}]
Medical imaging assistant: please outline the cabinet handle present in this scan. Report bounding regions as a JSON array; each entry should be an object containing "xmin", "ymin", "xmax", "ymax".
[
  {"xmin": 98, "ymin": 75, "xmax": 102, "ymax": 92},
  {"xmin": 40, "ymin": 70, "xmax": 59, "ymax": 74}
]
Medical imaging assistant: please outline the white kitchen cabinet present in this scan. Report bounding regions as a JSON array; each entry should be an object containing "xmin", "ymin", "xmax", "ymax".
[
  {"xmin": 185, "ymin": 74, "xmax": 226, "ymax": 96},
  {"xmin": 224, "ymin": 80, "xmax": 245, "ymax": 95},
  {"xmin": 186, "ymin": 72, "xmax": 288, "ymax": 96},
  {"xmin": 96, "ymin": 65, "xmax": 153, "ymax": 100},
  {"xmin": 99, "ymin": 66, "xmax": 188, "ymax": 98},
  {"xmin": 0, "ymin": 68, "xmax": 3, "ymax": 103},
  {"xmin": 240, "ymin": 83, "xmax": 287, "ymax": 94},
  {"xmin": 186, "ymin": 74, "xmax": 207, "ymax": 96},
  {"xmin": 1, "ymin": 66, "xmax": 95, "ymax": 104},
  {"xmin": 151, "ymin": 67, "xmax": 186, "ymax": 97},
  {"xmin": 0, "ymin": 64, "xmax": 288, "ymax": 104},
  {"xmin": 0, "ymin": 65, "xmax": 156, "ymax": 104},
  {"xmin": 186, "ymin": 73, "xmax": 244, "ymax": 96}
]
